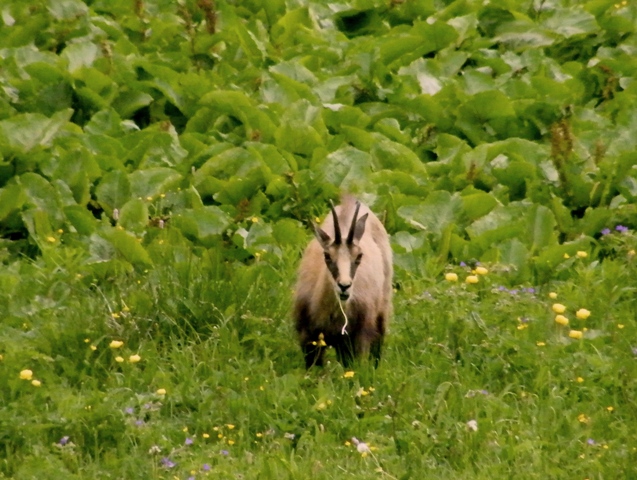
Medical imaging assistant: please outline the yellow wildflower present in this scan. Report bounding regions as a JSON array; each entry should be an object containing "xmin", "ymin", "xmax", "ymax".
[
  {"xmin": 576, "ymin": 251, "xmax": 588, "ymax": 258},
  {"xmin": 445, "ymin": 272, "xmax": 458, "ymax": 282},
  {"xmin": 578, "ymin": 413, "xmax": 589, "ymax": 423},
  {"xmin": 46, "ymin": 236, "xmax": 56, "ymax": 243},
  {"xmin": 226, "ymin": 424, "xmax": 235, "ymax": 430},
  {"xmin": 227, "ymin": 439, "xmax": 235, "ymax": 445},
  {"xmin": 90, "ymin": 345, "xmax": 97, "ymax": 351},
  {"xmin": 555, "ymin": 315, "xmax": 569, "ymax": 326},
  {"xmin": 317, "ymin": 333, "xmax": 327, "ymax": 347},
  {"xmin": 343, "ymin": 371, "xmax": 355, "ymax": 378},
  {"xmin": 552, "ymin": 303, "xmax": 566, "ymax": 314},
  {"xmin": 156, "ymin": 388, "xmax": 167, "ymax": 395},
  {"xmin": 576, "ymin": 309, "xmax": 591, "ymax": 320},
  {"xmin": 475, "ymin": 266, "xmax": 488, "ymax": 275},
  {"xmin": 549, "ymin": 292, "xmax": 558, "ymax": 299},
  {"xmin": 607, "ymin": 406, "xmax": 614, "ymax": 412},
  {"xmin": 618, "ymin": 324, "xmax": 624, "ymax": 329},
  {"xmin": 563, "ymin": 253, "xmax": 570, "ymax": 259},
  {"xmin": 536, "ymin": 341, "xmax": 546, "ymax": 347},
  {"xmin": 115, "ymin": 356, "xmax": 124, "ymax": 363},
  {"xmin": 465, "ymin": 275, "xmax": 479, "ymax": 284},
  {"xmin": 576, "ymin": 377, "xmax": 584, "ymax": 383},
  {"xmin": 31, "ymin": 379, "xmax": 42, "ymax": 387},
  {"xmin": 129, "ymin": 354, "xmax": 141, "ymax": 363},
  {"xmin": 569, "ymin": 330, "xmax": 583, "ymax": 339},
  {"xmin": 19, "ymin": 369, "xmax": 33, "ymax": 380},
  {"xmin": 203, "ymin": 433, "xmax": 210, "ymax": 439},
  {"xmin": 109, "ymin": 340, "xmax": 124, "ymax": 349}
]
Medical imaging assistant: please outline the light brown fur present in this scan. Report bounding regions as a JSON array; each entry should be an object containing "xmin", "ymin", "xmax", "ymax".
[{"xmin": 294, "ymin": 196, "xmax": 393, "ymax": 367}]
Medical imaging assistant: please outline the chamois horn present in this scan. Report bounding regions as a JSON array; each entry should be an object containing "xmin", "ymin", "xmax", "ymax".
[
  {"xmin": 346, "ymin": 201, "xmax": 361, "ymax": 245},
  {"xmin": 329, "ymin": 200, "xmax": 341, "ymax": 244}
]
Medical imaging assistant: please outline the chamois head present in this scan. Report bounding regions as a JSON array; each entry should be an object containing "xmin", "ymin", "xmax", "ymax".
[{"xmin": 313, "ymin": 201, "xmax": 369, "ymax": 301}]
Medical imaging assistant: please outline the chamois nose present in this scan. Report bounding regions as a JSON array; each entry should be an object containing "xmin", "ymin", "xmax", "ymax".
[{"xmin": 337, "ymin": 282, "xmax": 351, "ymax": 293}]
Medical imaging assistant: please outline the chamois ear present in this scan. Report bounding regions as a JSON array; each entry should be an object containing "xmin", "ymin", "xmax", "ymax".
[
  {"xmin": 313, "ymin": 222, "xmax": 331, "ymax": 249},
  {"xmin": 352, "ymin": 213, "xmax": 368, "ymax": 244}
]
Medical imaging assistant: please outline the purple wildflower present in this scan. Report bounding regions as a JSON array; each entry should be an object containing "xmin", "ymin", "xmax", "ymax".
[
  {"xmin": 479, "ymin": 389, "xmax": 489, "ymax": 395},
  {"xmin": 220, "ymin": 449, "xmax": 229, "ymax": 456},
  {"xmin": 59, "ymin": 436, "xmax": 70, "ymax": 446},
  {"xmin": 498, "ymin": 286, "xmax": 507, "ymax": 292},
  {"xmin": 160, "ymin": 457, "xmax": 176, "ymax": 468},
  {"xmin": 509, "ymin": 289, "xmax": 519, "ymax": 295},
  {"xmin": 124, "ymin": 407, "xmax": 134, "ymax": 415},
  {"xmin": 203, "ymin": 463, "xmax": 211, "ymax": 471},
  {"xmin": 525, "ymin": 287, "xmax": 536, "ymax": 294},
  {"xmin": 587, "ymin": 438, "xmax": 596, "ymax": 445},
  {"xmin": 460, "ymin": 261, "xmax": 467, "ymax": 267},
  {"xmin": 188, "ymin": 477, "xmax": 195, "ymax": 480},
  {"xmin": 601, "ymin": 228, "xmax": 611, "ymax": 235},
  {"xmin": 135, "ymin": 420, "xmax": 144, "ymax": 426},
  {"xmin": 616, "ymin": 225, "xmax": 628, "ymax": 232},
  {"xmin": 185, "ymin": 437, "xmax": 194, "ymax": 446}
]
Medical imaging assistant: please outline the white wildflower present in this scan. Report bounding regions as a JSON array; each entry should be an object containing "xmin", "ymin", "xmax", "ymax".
[{"xmin": 466, "ymin": 419, "xmax": 478, "ymax": 432}]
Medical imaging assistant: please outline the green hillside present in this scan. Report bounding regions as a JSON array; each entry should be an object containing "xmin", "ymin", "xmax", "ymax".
[{"xmin": 1, "ymin": 1, "xmax": 636, "ymax": 478}]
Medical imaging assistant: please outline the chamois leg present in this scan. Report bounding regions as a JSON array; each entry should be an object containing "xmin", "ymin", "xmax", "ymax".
[
  {"xmin": 354, "ymin": 328, "xmax": 376, "ymax": 361},
  {"xmin": 370, "ymin": 336, "xmax": 383, "ymax": 367},
  {"xmin": 302, "ymin": 342, "xmax": 325, "ymax": 368},
  {"xmin": 334, "ymin": 335, "xmax": 355, "ymax": 368},
  {"xmin": 370, "ymin": 313, "xmax": 386, "ymax": 367}
]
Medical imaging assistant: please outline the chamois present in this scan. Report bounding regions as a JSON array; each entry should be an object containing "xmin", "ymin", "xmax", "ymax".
[{"xmin": 294, "ymin": 196, "xmax": 393, "ymax": 368}]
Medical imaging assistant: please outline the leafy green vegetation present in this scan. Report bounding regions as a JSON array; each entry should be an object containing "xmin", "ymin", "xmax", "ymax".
[{"xmin": 1, "ymin": 0, "xmax": 637, "ymax": 478}]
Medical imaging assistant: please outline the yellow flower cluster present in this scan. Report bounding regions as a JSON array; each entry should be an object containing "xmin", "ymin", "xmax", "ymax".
[
  {"xmin": 552, "ymin": 303, "xmax": 589, "ymax": 340},
  {"xmin": 19, "ymin": 369, "xmax": 42, "ymax": 387}
]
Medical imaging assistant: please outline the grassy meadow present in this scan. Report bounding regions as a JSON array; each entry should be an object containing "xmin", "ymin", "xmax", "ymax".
[{"xmin": 2, "ymin": 0, "xmax": 637, "ymax": 478}]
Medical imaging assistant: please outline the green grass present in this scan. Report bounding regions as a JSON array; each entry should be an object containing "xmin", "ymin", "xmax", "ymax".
[{"xmin": 2, "ymin": 231, "xmax": 637, "ymax": 479}]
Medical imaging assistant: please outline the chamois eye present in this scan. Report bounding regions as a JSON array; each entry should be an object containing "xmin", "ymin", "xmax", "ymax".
[
  {"xmin": 355, "ymin": 253, "xmax": 363, "ymax": 264},
  {"xmin": 323, "ymin": 252, "xmax": 332, "ymax": 262}
]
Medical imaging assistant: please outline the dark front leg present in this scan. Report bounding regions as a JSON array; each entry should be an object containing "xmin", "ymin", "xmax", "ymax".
[
  {"xmin": 370, "ymin": 336, "xmax": 383, "ymax": 367},
  {"xmin": 334, "ymin": 335, "xmax": 355, "ymax": 368},
  {"xmin": 370, "ymin": 313, "xmax": 386, "ymax": 367},
  {"xmin": 302, "ymin": 341, "xmax": 326, "ymax": 368}
]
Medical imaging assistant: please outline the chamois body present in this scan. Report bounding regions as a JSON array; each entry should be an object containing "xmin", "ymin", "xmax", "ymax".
[{"xmin": 294, "ymin": 196, "xmax": 392, "ymax": 368}]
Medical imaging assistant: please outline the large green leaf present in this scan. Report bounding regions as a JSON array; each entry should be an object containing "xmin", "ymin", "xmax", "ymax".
[
  {"xmin": 0, "ymin": 109, "xmax": 72, "ymax": 155},
  {"xmin": 95, "ymin": 170, "xmax": 131, "ymax": 216},
  {"xmin": 397, "ymin": 191, "xmax": 463, "ymax": 239},
  {"xmin": 128, "ymin": 168, "xmax": 182, "ymax": 200},
  {"xmin": 118, "ymin": 199, "xmax": 149, "ymax": 234},
  {"xmin": 0, "ymin": 184, "xmax": 25, "ymax": 222},
  {"xmin": 173, "ymin": 206, "xmax": 232, "ymax": 247},
  {"xmin": 17, "ymin": 173, "xmax": 65, "ymax": 227},
  {"xmin": 311, "ymin": 147, "xmax": 372, "ymax": 190},
  {"xmin": 526, "ymin": 204, "xmax": 558, "ymax": 253},
  {"xmin": 103, "ymin": 228, "xmax": 153, "ymax": 268}
]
